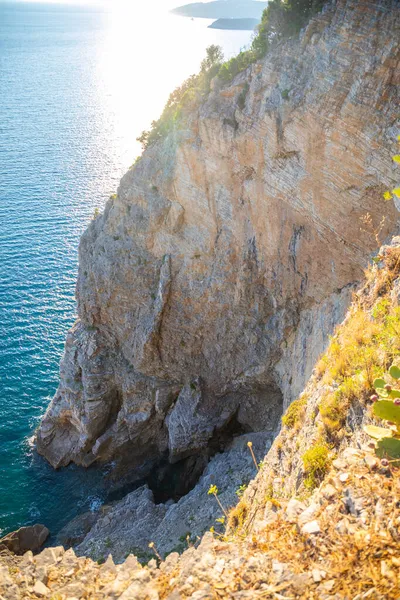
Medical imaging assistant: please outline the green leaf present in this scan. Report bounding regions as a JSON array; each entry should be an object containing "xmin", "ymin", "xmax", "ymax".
[
  {"xmin": 388, "ymin": 389, "xmax": 400, "ymax": 399},
  {"xmin": 373, "ymin": 400, "xmax": 400, "ymax": 425},
  {"xmin": 364, "ymin": 425, "xmax": 393, "ymax": 440},
  {"xmin": 389, "ymin": 365, "xmax": 400, "ymax": 380},
  {"xmin": 374, "ymin": 378, "xmax": 386, "ymax": 389},
  {"xmin": 376, "ymin": 437, "xmax": 400, "ymax": 465},
  {"xmin": 377, "ymin": 388, "xmax": 389, "ymax": 398}
]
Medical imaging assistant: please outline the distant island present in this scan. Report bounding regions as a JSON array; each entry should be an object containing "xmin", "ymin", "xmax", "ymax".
[
  {"xmin": 171, "ymin": 0, "xmax": 268, "ymax": 20},
  {"xmin": 208, "ymin": 17, "xmax": 260, "ymax": 30}
]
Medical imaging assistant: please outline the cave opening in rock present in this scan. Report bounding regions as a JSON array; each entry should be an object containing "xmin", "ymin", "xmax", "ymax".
[{"xmin": 147, "ymin": 413, "xmax": 250, "ymax": 504}]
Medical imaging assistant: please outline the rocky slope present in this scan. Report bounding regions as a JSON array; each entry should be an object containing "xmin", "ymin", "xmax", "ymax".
[
  {"xmin": 36, "ymin": 0, "xmax": 400, "ymax": 485},
  {"xmin": 3, "ymin": 238, "xmax": 400, "ymax": 598}
]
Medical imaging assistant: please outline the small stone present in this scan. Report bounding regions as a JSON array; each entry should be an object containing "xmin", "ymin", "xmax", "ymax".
[
  {"xmin": 317, "ymin": 579, "xmax": 335, "ymax": 593},
  {"xmin": 33, "ymin": 581, "xmax": 50, "ymax": 597},
  {"xmin": 298, "ymin": 503, "xmax": 319, "ymax": 525},
  {"xmin": 336, "ymin": 518, "xmax": 350, "ymax": 535},
  {"xmin": 35, "ymin": 546, "xmax": 64, "ymax": 567},
  {"xmin": 321, "ymin": 484, "xmax": 337, "ymax": 500},
  {"xmin": 272, "ymin": 560, "xmax": 288, "ymax": 577},
  {"xmin": 122, "ymin": 555, "xmax": 141, "ymax": 571},
  {"xmin": 214, "ymin": 559, "xmax": 225, "ymax": 575},
  {"xmin": 65, "ymin": 569, "xmax": 75, "ymax": 577},
  {"xmin": 380, "ymin": 560, "xmax": 392, "ymax": 577},
  {"xmin": 342, "ymin": 448, "xmax": 364, "ymax": 465},
  {"xmin": 290, "ymin": 572, "xmax": 312, "ymax": 593},
  {"xmin": 311, "ymin": 568, "xmax": 326, "ymax": 583},
  {"xmin": 302, "ymin": 520, "xmax": 321, "ymax": 535},
  {"xmin": 285, "ymin": 499, "xmax": 306, "ymax": 522},
  {"xmin": 100, "ymin": 555, "xmax": 117, "ymax": 573},
  {"xmin": 339, "ymin": 473, "xmax": 349, "ymax": 482},
  {"xmin": 148, "ymin": 559, "xmax": 158, "ymax": 570},
  {"xmin": 19, "ymin": 551, "xmax": 34, "ymax": 566},
  {"xmin": 332, "ymin": 458, "xmax": 347, "ymax": 470}
]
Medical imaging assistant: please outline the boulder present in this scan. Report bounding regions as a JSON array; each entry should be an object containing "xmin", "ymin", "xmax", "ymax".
[{"xmin": 0, "ymin": 524, "xmax": 49, "ymax": 555}]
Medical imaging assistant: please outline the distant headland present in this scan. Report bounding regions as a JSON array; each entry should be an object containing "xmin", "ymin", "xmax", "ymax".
[
  {"xmin": 171, "ymin": 0, "xmax": 268, "ymax": 20},
  {"xmin": 208, "ymin": 17, "xmax": 260, "ymax": 30}
]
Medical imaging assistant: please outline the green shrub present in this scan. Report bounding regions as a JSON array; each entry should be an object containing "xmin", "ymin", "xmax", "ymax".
[
  {"xmin": 282, "ymin": 395, "xmax": 307, "ymax": 429},
  {"xmin": 302, "ymin": 442, "xmax": 330, "ymax": 490},
  {"xmin": 137, "ymin": 46, "xmax": 224, "ymax": 149}
]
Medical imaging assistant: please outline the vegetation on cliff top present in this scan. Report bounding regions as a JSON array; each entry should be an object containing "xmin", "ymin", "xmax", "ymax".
[{"xmin": 137, "ymin": 0, "xmax": 328, "ymax": 149}]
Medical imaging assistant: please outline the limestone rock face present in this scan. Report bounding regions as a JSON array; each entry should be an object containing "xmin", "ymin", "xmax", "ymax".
[{"xmin": 37, "ymin": 0, "xmax": 400, "ymax": 470}]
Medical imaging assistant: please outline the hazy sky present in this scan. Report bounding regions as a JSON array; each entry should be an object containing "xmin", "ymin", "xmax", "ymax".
[{"xmin": 7, "ymin": 0, "xmax": 182, "ymax": 6}]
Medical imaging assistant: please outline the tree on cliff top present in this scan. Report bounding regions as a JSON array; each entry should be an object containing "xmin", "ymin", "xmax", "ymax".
[
  {"xmin": 137, "ymin": 45, "xmax": 224, "ymax": 150},
  {"xmin": 137, "ymin": 0, "xmax": 328, "ymax": 149}
]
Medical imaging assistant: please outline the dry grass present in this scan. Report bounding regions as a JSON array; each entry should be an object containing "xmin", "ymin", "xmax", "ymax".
[
  {"xmin": 312, "ymin": 250, "xmax": 400, "ymax": 444},
  {"xmin": 157, "ymin": 456, "xmax": 400, "ymax": 599},
  {"xmin": 227, "ymin": 498, "xmax": 249, "ymax": 532},
  {"xmin": 250, "ymin": 462, "xmax": 400, "ymax": 599}
]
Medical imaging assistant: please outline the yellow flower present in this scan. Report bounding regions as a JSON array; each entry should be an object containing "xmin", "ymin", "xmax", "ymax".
[
  {"xmin": 393, "ymin": 155, "xmax": 400, "ymax": 164},
  {"xmin": 392, "ymin": 188, "xmax": 400, "ymax": 198},
  {"xmin": 383, "ymin": 191, "xmax": 393, "ymax": 201},
  {"xmin": 208, "ymin": 484, "xmax": 218, "ymax": 495}
]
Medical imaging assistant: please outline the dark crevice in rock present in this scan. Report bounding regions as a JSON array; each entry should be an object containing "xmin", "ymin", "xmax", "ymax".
[
  {"xmin": 104, "ymin": 390, "xmax": 123, "ymax": 431},
  {"xmin": 104, "ymin": 412, "xmax": 252, "ymax": 508},
  {"xmin": 147, "ymin": 412, "xmax": 250, "ymax": 504}
]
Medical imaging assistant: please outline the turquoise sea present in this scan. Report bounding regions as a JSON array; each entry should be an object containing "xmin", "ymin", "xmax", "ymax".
[{"xmin": 0, "ymin": 1, "xmax": 252, "ymax": 538}]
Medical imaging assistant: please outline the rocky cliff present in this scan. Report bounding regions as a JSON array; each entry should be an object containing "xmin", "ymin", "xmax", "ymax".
[
  {"xmin": 4, "ymin": 237, "xmax": 400, "ymax": 599},
  {"xmin": 2, "ymin": 2, "xmax": 400, "ymax": 592},
  {"xmin": 36, "ymin": 0, "xmax": 400, "ymax": 478}
]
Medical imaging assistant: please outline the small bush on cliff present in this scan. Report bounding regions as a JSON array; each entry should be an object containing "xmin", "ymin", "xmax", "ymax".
[
  {"xmin": 282, "ymin": 395, "xmax": 307, "ymax": 429},
  {"xmin": 302, "ymin": 441, "xmax": 330, "ymax": 490},
  {"xmin": 314, "ymin": 247, "xmax": 400, "ymax": 445},
  {"xmin": 137, "ymin": 45, "xmax": 224, "ymax": 149}
]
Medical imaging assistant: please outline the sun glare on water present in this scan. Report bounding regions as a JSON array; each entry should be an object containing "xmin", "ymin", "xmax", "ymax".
[{"xmin": 20, "ymin": 0, "xmax": 252, "ymax": 171}]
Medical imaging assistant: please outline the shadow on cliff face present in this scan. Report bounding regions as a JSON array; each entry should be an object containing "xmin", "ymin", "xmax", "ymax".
[
  {"xmin": 147, "ymin": 412, "xmax": 250, "ymax": 504},
  {"xmin": 103, "ymin": 412, "xmax": 255, "ymax": 508},
  {"xmin": 101, "ymin": 385, "xmax": 283, "ymax": 504}
]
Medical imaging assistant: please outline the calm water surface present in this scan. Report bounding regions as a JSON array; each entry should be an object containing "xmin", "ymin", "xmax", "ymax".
[{"xmin": 0, "ymin": 0, "xmax": 252, "ymax": 537}]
